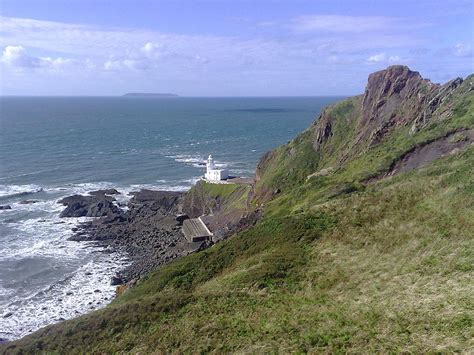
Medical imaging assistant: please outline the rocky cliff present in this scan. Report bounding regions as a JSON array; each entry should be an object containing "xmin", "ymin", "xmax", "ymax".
[{"xmin": 255, "ymin": 65, "xmax": 473, "ymax": 198}]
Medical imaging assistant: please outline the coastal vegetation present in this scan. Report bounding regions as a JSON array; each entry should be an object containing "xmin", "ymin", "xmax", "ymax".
[{"xmin": 2, "ymin": 66, "xmax": 473, "ymax": 353}]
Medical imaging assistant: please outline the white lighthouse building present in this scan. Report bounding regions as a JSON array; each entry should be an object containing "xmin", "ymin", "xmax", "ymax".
[{"xmin": 205, "ymin": 155, "xmax": 229, "ymax": 181}]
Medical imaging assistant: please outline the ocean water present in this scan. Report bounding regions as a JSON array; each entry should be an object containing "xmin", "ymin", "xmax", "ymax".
[{"xmin": 0, "ymin": 96, "xmax": 342, "ymax": 340}]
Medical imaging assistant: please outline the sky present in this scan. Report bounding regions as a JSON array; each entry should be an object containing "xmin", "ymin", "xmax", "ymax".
[{"xmin": 0, "ymin": 0, "xmax": 473, "ymax": 96}]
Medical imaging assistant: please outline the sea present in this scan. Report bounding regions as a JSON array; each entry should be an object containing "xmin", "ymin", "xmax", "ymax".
[{"xmin": 0, "ymin": 96, "xmax": 342, "ymax": 340}]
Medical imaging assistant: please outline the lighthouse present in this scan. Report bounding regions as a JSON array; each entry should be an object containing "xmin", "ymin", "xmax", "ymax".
[{"xmin": 205, "ymin": 155, "xmax": 229, "ymax": 181}]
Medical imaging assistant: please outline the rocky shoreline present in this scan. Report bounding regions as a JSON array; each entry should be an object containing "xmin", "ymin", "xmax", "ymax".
[{"xmin": 58, "ymin": 188, "xmax": 209, "ymax": 292}]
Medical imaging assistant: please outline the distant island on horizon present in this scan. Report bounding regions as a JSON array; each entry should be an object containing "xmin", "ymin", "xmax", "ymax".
[{"xmin": 122, "ymin": 93, "xmax": 179, "ymax": 97}]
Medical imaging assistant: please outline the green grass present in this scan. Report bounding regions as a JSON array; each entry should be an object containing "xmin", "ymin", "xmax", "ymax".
[
  {"xmin": 183, "ymin": 180, "xmax": 252, "ymax": 216},
  {"xmin": 256, "ymin": 74, "xmax": 474, "ymax": 197},
  {"xmin": 2, "ymin": 74, "xmax": 473, "ymax": 354},
  {"xmin": 5, "ymin": 145, "xmax": 473, "ymax": 354}
]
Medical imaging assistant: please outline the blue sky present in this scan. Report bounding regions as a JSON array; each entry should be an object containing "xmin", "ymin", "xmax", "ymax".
[{"xmin": 0, "ymin": 0, "xmax": 472, "ymax": 96}]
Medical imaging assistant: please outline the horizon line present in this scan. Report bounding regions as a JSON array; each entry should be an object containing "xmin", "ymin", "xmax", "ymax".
[{"xmin": 0, "ymin": 94, "xmax": 350, "ymax": 98}]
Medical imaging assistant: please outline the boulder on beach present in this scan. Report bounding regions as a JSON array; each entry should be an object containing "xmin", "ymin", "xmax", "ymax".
[
  {"xmin": 58, "ymin": 194, "xmax": 122, "ymax": 218},
  {"xmin": 110, "ymin": 275, "xmax": 123, "ymax": 286},
  {"xmin": 129, "ymin": 189, "xmax": 183, "ymax": 214}
]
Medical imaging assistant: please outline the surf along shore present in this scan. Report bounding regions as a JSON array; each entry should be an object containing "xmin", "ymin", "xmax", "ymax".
[{"xmin": 57, "ymin": 177, "xmax": 257, "ymax": 296}]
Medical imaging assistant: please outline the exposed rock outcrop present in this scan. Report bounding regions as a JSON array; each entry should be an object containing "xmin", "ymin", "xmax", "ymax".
[
  {"xmin": 129, "ymin": 190, "xmax": 182, "ymax": 215},
  {"xmin": 66, "ymin": 189, "xmax": 196, "ymax": 282},
  {"xmin": 367, "ymin": 129, "xmax": 474, "ymax": 182},
  {"xmin": 58, "ymin": 194, "xmax": 122, "ymax": 218},
  {"xmin": 357, "ymin": 66, "xmax": 466, "ymax": 147},
  {"xmin": 89, "ymin": 189, "xmax": 121, "ymax": 196},
  {"xmin": 312, "ymin": 66, "xmax": 465, "ymax": 153},
  {"xmin": 357, "ymin": 65, "xmax": 437, "ymax": 145},
  {"xmin": 254, "ymin": 65, "xmax": 472, "ymax": 198}
]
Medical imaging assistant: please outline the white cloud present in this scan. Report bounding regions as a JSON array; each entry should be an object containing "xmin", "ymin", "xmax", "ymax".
[
  {"xmin": 104, "ymin": 58, "xmax": 150, "ymax": 71},
  {"xmin": 290, "ymin": 15, "xmax": 391, "ymax": 33},
  {"xmin": 140, "ymin": 42, "xmax": 163, "ymax": 58},
  {"xmin": 367, "ymin": 52, "xmax": 387, "ymax": 62},
  {"xmin": 2, "ymin": 15, "xmax": 465, "ymax": 95},
  {"xmin": 0, "ymin": 15, "xmax": 424, "ymax": 67},
  {"xmin": 453, "ymin": 43, "xmax": 472, "ymax": 57},
  {"xmin": 1, "ymin": 45, "xmax": 39, "ymax": 67},
  {"xmin": 1, "ymin": 45, "xmax": 73, "ymax": 70},
  {"xmin": 289, "ymin": 15, "xmax": 431, "ymax": 34},
  {"xmin": 367, "ymin": 52, "xmax": 403, "ymax": 64}
]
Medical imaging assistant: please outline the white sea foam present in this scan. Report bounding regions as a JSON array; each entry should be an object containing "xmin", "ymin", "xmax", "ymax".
[
  {"xmin": 0, "ymin": 285, "xmax": 15, "ymax": 298},
  {"xmin": 48, "ymin": 182, "xmax": 117, "ymax": 196},
  {"xmin": 0, "ymin": 177, "xmax": 201, "ymax": 340},
  {"xmin": 11, "ymin": 199, "xmax": 63, "ymax": 213},
  {"xmin": 181, "ymin": 177, "xmax": 202, "ymax": 185},
  {"xmin": 0, "ymin": 184, "xmax": 44, "ymax": 198},
  {"xmin": 125, "ymin": 183, "xmax": 190, "ymax": 193},
  {"xmin": 0, "ymin": 252, "xmax": 129, "ymax": 340},
  {"xmin": 168, "ymin": 155, "xmax": 205, "ymax": 164},
  {"xmin": 166, "ymin": 154, "xmax": 230, "ymax": 170},
  {"xmin": 0, "ymin": 212, "xmax": 95, "ymax": 261}
]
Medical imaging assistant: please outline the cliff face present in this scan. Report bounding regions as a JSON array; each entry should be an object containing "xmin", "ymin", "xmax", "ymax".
[
  {"xmin": 358, "ymin": 65, "xmax": 436, "ymax": 145},
  {"xmin": 314, "ymin": 66, "xmax": 465, "ymax": 153},
  {"xmin": 256, "ymin": 66, "xmax": 473, "ymax": 198}
]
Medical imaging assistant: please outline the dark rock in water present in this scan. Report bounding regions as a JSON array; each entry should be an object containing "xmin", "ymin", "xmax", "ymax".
[
  {"xmin": 62, "ymin": 187, "xmax": 224, "ymax": 286},
  {"xmin": 58, "ymin": 194, "xmax": 122, "ymax": 218},
  {"xmin": 89, "ymin": 189, "xmax": 121, "ymax": 196},
  {"xmin": 18, "ymin": 199, "xmax": 39, "ymax": 204},
  {"xmin": 110, "ymin": 276, "xmax": 123, "ymax": 286},
  {"xmin": 0, "ymin": 205, "xmax": 12, "ymax": 210}
]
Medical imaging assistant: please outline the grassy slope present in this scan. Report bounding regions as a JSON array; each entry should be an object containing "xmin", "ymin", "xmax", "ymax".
[
  {"xmin": 3, "ymin": 78, "xmax": 473, "ymax": 354},
  {"xmin": 183, "ymin": 180, "xmax": 252, "ymax": 216},
  {"xmin": 256, "ymin": 75, "xmax": 474, "ymax": 196}
]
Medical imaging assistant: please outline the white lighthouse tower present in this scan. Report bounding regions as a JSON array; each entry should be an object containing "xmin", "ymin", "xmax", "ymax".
[{"xmin": 205, "ymin": 155, "xmax": 229, "ymax": 181}]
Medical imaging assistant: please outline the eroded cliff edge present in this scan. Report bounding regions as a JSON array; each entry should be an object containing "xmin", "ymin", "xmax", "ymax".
[{"xmin": 255, "ymin": 65, "xmax": 473, "ymax": 202}]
